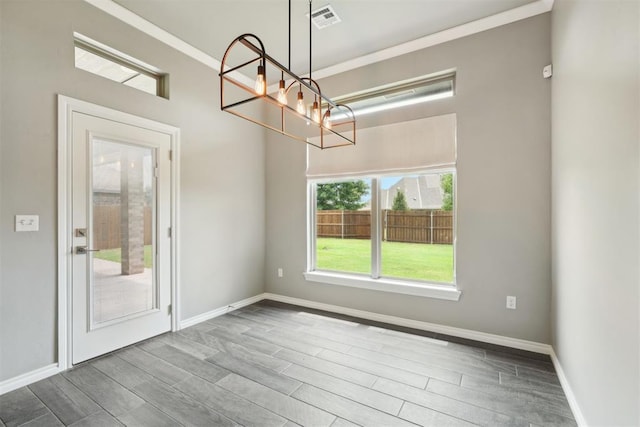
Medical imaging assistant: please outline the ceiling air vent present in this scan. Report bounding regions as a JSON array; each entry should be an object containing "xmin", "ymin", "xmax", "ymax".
[{"xmin": 309, "ymin": 4, "xmax": 341, "ymax": 29}]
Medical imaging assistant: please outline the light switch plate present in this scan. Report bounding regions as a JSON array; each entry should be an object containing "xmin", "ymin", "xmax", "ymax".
[{"xmin": 15, "ymin": 215, "xmax": 39, "ymax": 232}]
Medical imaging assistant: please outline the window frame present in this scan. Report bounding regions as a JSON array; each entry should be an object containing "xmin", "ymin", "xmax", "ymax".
[
  {"xmin": 305, "ymin": 169, "xmax": 461, "ymax": 301},
  {"xmin": 74, "ymin": 33, "xmax": 168, "ymax": 98}
]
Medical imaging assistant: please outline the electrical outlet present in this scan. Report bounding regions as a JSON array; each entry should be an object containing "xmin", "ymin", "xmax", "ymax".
[
  {"xmin": 277, "ymin": 268, "xmax": 283, "ymax": 278},
  {"xmin": 506, "ymin": 296, "xmax": 517, "ymax": 310}
]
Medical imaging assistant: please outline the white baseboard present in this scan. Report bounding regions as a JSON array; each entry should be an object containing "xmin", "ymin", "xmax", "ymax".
[
  {"xmin": 181, "ymin": 292, "xmax": 552, "ymax": 354},
  {"xmin": 1, "ymin": 289, "xmax": 575, "ymax": 417},
  {"xmin": 262, "ymin": 293, "xmax": 594, "ymax": 422},
  {"xmin": 263, "ymin": 293, "xmax": 552, "ymax": 355},
  {"xmin": 549, "ymin": 348, "xmax": 588, "ymax": 426},
  {"xmin": 0, "ymin": 363, "xmax": 61, "ymax": 395},
  {"xmin": 0, "ymin": 294, "xmax": 267, "ymax": 396},
  {"xmin": 179, "ymin": 293, "xmax": 267, "ymax": 329}
]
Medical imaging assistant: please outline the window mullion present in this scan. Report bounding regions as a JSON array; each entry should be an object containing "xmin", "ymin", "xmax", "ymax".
[
  {"xmin": 371, "ymin": 178, "xmax": 381, "ymax": 279},
  {"xmin": 308, "ymin": 182, "xmax": 318, "ymax": 271}
]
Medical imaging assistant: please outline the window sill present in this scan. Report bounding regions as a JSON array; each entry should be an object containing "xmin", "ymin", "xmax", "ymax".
[{"xmin": 303, "ymin": 271, "xmax": 461, "ymax": 301}]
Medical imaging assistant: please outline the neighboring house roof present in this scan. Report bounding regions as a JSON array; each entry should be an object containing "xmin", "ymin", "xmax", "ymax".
[
  {"xmin": 380, "ymin": 175, "xmax": 444, "ymax": 210},
  {"xmin": 92, "ymin": 159, "xmax": 153, "ymax": 193},
  {"xmin": 93, "ymin": 162, "xmax": 121, "ymax": 193}
]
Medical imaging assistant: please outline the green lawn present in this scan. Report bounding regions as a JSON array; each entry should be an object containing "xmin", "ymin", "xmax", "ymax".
[
  {"xmin": 95, "ymin": 245, "xmax": 153, "ymax": 269},
  {"xmin": 316, "ymin": 238, "xmax": 453, "ymax": 283}
]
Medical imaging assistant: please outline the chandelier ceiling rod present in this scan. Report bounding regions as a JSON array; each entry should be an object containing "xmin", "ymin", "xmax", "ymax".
[
  {"xmin": 288, "ymin": 0, "xmax": 291, "ymax": 69},
  {"xmin": 309, "ymin": 0, "xmax": 312, "ymax": 81},
  {"xmin": 218, "ymin": 0, "xmax": 356, "ymax": 149}
]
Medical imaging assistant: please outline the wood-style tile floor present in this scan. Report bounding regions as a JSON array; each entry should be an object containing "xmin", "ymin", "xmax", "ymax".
[{"xmin": 0, "ymin": 301, "xmax": 576, "ymax": 426}]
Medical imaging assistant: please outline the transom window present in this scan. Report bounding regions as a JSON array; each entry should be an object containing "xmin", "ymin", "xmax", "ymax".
[{"xmin": 74, "ymin": 33, "xmax": 167, "ymax": 98}]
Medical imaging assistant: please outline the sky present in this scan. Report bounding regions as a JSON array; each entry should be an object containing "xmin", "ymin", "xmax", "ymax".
[
  {"xmin": 359, "ymin": 176, "xmax": 404, "ymax": 203},
  {"xmin": 381, "ymin": 176, "xmax": 403, "ymax": 190}
]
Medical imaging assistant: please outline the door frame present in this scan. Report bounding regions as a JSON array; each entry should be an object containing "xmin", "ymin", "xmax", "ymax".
[{"xmin": 57, "ymin": 95, "xmax": 180, "ymax": 370}]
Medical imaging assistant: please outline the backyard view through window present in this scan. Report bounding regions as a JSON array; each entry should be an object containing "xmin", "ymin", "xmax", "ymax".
[
  {"xmin": 315, "ymin": 172, "xmax": 454, "ymax": 284},
  {"xmin": 315, "ymin": 179, "xmax": 371, "ymax": 275}
]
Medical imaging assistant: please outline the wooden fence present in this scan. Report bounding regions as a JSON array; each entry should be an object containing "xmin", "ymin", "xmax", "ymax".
[
  {"xmin": 316, "ymin": 210, "xmax": 453, "ymax": 244},
  {"xmin": 385, "ymin": 210, "xmax": 453, "ymax": 244},
  {"xmin": 315, "ymin": 210, "xmax": 371, "ymax": 239},
  {"xmin": 93, "ymin": 205, "xmax": 152, "ymax": 250}
]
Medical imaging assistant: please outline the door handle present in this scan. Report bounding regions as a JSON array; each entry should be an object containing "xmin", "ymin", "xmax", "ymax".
[{"xmin": 75, "ymin": 246, "xmax": 100, "ymax": 254}]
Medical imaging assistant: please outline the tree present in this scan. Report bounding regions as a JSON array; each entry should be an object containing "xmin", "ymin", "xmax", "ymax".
[
  {"xmin": 441, "ymin": 173, "xmax": 454, "ymax": 211},
  {"xmin": 316, "ymin": 181, "xmax": 369, "ymax": 210},
  {"xmin": 392, "ymin": 189, "xmax": 410, "ymax": 211}
]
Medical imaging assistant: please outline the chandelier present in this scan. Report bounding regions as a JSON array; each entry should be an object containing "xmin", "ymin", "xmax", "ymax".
[{"xmin": 219, "ymin": 0, "xmax": 356, "ymax": 149}]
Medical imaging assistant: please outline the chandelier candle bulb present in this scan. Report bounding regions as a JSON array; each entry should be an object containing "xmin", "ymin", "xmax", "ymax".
[
  {"xmin": 277, "ymin": 79, "xmax": 288, "ymax": 104},
  {"xmin": 323, "ymin": 110, "xmax": 332, "ymax": 129},
  {"xmin": 254, "ymin": 64, "xmax": 266, "ymax": 95},
  {"xmin": 296, "ymin": 89, "xmax": 306, "ymax": 114}
]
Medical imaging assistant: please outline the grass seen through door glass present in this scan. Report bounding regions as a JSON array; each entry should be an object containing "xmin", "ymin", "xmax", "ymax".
[
  {"xmin": 94, "ymin": 245, "xmax": 153, "ymax": 269},
  {"xmin": 316, "ymin": 237, "xmax": 453, "ymax": 283}
]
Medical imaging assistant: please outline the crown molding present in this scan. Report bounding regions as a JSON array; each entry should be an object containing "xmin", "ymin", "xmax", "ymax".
[
  {"xmin": 312, "ymin": 0, "xmax": 554, "ymax": 80},
  {"xmin": 84, "ymin": 0, "xmax": 553, "ymax": 82},
  {"xmin": 84, "ymin": 0, "xmax": 219, "ymax": 70}
]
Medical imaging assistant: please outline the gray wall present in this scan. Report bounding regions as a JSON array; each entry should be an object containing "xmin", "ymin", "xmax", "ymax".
[
  {"xmin": 551, "ymin": 1, "xmax": 640, "ymax": 425},
  {"xmin": 0, "ymin": 0, "xmax": 266, "ymax": 381},
  {"xmin": 265, "ymin": 14, "xmax": 552, "ymax": 343}
]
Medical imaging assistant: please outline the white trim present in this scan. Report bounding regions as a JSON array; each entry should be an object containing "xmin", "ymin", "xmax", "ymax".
[
  {"xmin": 307, "ymin": 169, "xmax": 458, "ymax": 299},
  {"xmin": 170, "ymin": 128, "xmax": 181, "ymax": 332},
  {"xmin": 74, "ymin": 32, "xmax": 164, "ymax": 75},
  {"xmin": 370, "ymin": 179, "xmax": 381, "ymax": 279},
  {"xmin": 57, "ymin": 97, "xmax": 72, "ymax": 371},
  {"xmin": 0, "ymin": 293, "xmax": 263, "ymax": 394},
  {"xmin": 549, "ymin": 348, "xmax": 588, "ymax": 426},
  {"xmin": 263, "ymin": 293, "xmax": 551, "ymax": 354},
  {"xmin": 57, "ymin": 95, "xmax": 181, "ymax": 370},
  {"xmin": 179, "ymin": 293, "xmax": 267, "ymax": 329},
  {"xmin": 2, "ymin": 291, "xmax": 566, "ymax": 398},
  {"xmin": 304, "ymin": 271, "xmax": 461, "ymax": 301},
  {"xmin": 83, "ymin": 0, "xmax": 220, "ymax": 71},
  {"xmin": 0, "ymin": 364, "xmax": 61, "ymax": 395},
  {"xmin": 307, "ymin": 182, "xmax": 318, "ymax": 272},
  {"xmin": 84, "ymin": 0, "xmax": 552, "ymax": 84},
  {"xmin": 81, "ymin": 0, "xmax": 253, "ymax": 88}
]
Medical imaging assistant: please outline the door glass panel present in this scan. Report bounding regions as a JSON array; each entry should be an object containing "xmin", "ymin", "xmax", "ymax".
[{"xmin": 91, "ymin": 139, "xmax": 155, "ymax": 325}]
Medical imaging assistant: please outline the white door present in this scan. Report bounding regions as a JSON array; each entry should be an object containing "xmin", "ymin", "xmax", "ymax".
[{"xmin": 71, "ymin": 112, "xmax": 172, "ymax": 364}]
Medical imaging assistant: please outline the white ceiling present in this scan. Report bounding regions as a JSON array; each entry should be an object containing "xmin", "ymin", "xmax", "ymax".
[{"xmin": 111, "ymin": 0, "xmax": 543, "ymax": 76}]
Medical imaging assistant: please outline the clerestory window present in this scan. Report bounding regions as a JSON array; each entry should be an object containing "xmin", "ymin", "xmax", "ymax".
[{"xmin": 74, "ymin": 33, "xmax": 168, "ymax": 98}]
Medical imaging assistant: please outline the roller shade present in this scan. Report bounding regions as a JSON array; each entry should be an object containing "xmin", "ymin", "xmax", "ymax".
[{"xmin": 307, "ymin": 113, "xmax": 456, "ymax": 178}]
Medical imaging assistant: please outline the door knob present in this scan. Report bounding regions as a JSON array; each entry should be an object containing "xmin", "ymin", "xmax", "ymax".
[{"xmin": 75, "ymin": 246, "xmax": 100, "ymax": 254}]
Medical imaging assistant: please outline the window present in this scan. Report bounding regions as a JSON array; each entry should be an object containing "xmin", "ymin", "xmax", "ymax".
[
  {"xmin": 381, "ymin": 173, "xmax": 455, "ymax": 283},
  {"xmin": 74, "ymin": 33, "xmax": 167, "ymax": 98},
  {"xmin": 315, "ymin": 178, "xmax": 372, "ymax": 276},
  {"xmin": 310, "ymin": 171, "xmax": 455, "ymax": 283},
  {"xmin": 328, "ymin": 71, "xmax": 455, "ymax": 118},
  {"xmin": 305, "ymin": 113, "xmax": 460, "ymax": 300}
]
